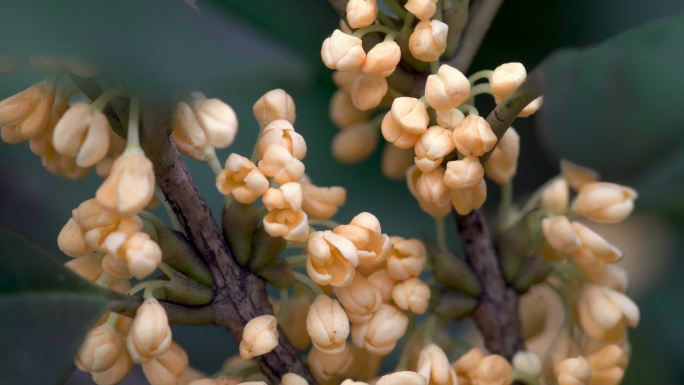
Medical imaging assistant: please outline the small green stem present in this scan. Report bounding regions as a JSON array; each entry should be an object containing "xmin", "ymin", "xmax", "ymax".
[
  {"xmin": 128, "ymin": 279, "xmax": 167, "ymax": 296},
  {"xmin": 308, "ymin": 218, "xmax": 340, "ymax": 229},
  {"xmin": 434, "ymin": 216, "xmax": 448, "ymax": 252},
  {"xmin": 125, "ymin": 97, "xmax": 141, "ymax": 150},
  {"xmin": 430, "ymin": 61, "xmax": 440, "ymax": 74},
  {"xmin": 470, "ymin": 82, "xmax": 491, "ymax": 98},
  {"xmin": 468, "ymin": 69, "xmax": 493, "ymax": 84},
  {"xmin": 91, "ymin": 88, "xmax": 124, "ymax": 112},
  {"xmin": 399, "ymin": 13, "xmax": 415, "ymax": 39},
  {"xmin": 352, "ymin": 24, "xmax": 398, "ymax": 38},
  {"xmin": 277, "ymin": 288, "xmax": 290, "ymax": 324},
  {"xmin": 382, "ymin": 0, "xmax": 407, "ymax": 17},
  {"xmin": 204, "ymin": 148, "xmax": 223, "ymax": 176},
  {"xmin": 496, "ymin": 182, "xmax": 514, "ymax": 230},
  {"xmin": 285, "ymin": 254, "xmax": 307, "ymax": 268},
  {"xmin": 458, "ymin": 103, "xmax": 479, "ymax": 116},
  {"xmin": 292, "ymin": 271, "xmax": 323, "ymax": 296}
]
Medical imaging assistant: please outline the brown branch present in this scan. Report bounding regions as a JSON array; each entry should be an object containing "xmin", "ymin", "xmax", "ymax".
[
  {"xmin": 455, "ymin": 210, "xmax": 523, "ymax": 359},
  {"xmin": 446, "ymin": 0, "xmax": 505, "ymax": 72},
  {"xmin": 140, "ymin": 110, "xmax": 315, "ymax": 384}
]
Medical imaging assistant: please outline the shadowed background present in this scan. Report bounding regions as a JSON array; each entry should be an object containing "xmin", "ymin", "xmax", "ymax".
[{"xmin": 0, "ymin": 0, "xmax": 682, "ymax": 384}]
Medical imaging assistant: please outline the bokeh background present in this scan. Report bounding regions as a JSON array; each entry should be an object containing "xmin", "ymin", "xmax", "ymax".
[{"xmin": 0, "ymin": 0, "xmax": 682, "ymax": 384}]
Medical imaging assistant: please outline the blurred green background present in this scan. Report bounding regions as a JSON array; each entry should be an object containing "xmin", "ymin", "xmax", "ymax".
[{"xmin": 0, "ymin": 0, "xmax": 682, "ymax": 384}]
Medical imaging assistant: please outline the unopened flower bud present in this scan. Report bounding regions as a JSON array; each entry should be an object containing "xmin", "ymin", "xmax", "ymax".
[
  {"xmin": 407, "ymin": 166, "xmax": 452, "ymax": 217},
  {"xmin": 53, "ymin": 102, "xmax": 111, "ymax": 167},
  {"xmin": 561, "ymin": 160, "xmax": 599, "ymax": 191},
  {"xmin": 517, "ymin": 96, "xmax": 543, "ymax": 117},
  {"xmin": 571, "ymin": 182, "xmax": 637, "ymax": 224},
  {"xmin": 485, "ymin": 127, "xmax": 519, "ymax": 184},
  {"xmin": 453, "ymin": 347, "xmax": 484, "ymax": 383},
  {"xmin": 122, "ymin": 232, "xmax": 163, "ymax": 279},
  {"xmin": 377, "ymin": 371, "xmax": 426, "ymax": 385},
  {"xmin": 346, "ymin": 0, "xmax": 378, "ymax": 28},
  {"xmin": 262, "ymin": 182, "xmax": 309, "ymax": 243},
  {"xmin": 542, "ymin": 216, "xmax": 580, "ymax": 255},
  {"xmin": 334, "ymin": 211, "xmax": 391, "ymax": 267},
  {"xmin": 282, "ymin": 373, "xmax": 309, "ymax": 385},
  {"xmin": 436, "ymin": 108, "xmax": 465, "ymax": 130},
  {"xmin": 76, "ymin": 324, "xmax": 125, "ymax": 373},
  {"xmin": 216, "ymin": 153, "xmax": 269, "ymax": 204},
  {"xmin": 239, "ymin": 315, "xmax": 279, "ymax": 359},
  {"xmin": 444, "ymin": 156, "xmax": 484, "ymax": 190},
  {"xmin": 330, "ymin": 90, "xmax": 370, "ymax": 128},
  {"xmin": 405, "ymin": 0, "xmax": 437, "ymax": 20},
  {"xmin": 0, "ymin": 80, "xmax": 55, "ymax": 143},
  {"xmin": 252, "ymin": 88, "xmax": 296, "ymax": 128},
  {"xmin": 308, "ymin": 345, "xmax": 354, "ymax": 382},
  {"xmin": 490, "ymin": 62, "xmax": 526, "ymax": 101},
  {"xmin": 65, "ymin": 254, "xmax": 102, "ymax": 282},
  {"xmin": 472, "ymin": 355, "xmax": 513, "ymax": 385},
  {"xmin": 256, "ymin": 119, "xmax": 307, "ymax": 160},
  {"xmin": 350, "ymin": 73, "xmax": 388, "ymax": 110},
  {"xmin": 334, "ymin": 274, "xmax": 382, "ymax": 322},
  {"xmin": 258, "ymin": 144, "xmax": 306, "ymax": 184},
  {"xmin": 541, "ymin": 178, "xmax": 569, "ymax": 215},
  {"xmin": 362, "ymin": 41, "xmax": 401, "ymax": 77},
  {"xmin": 96, "ymin": 149, "xmax": 155, "ymax": 215},
  {"xmin": 367, "ymin": 268, "xmax": 396, "ymax": 302},
  {"xmin": 578, "ymin": 284, "xmax": 639, "ymax": 342},
  {"xmin": 302, "ymin": 182, "xmax": 347, "ymax": 219},
  {"xmin": 586, "ymin": 345, "xmax": 625, "ymax": 385},
  {"xmin": 101, "ymin": 253, "xmax": 131, "ymax": 280},
  {"xmin": 557, "ymin": 357, "xmax": 591, "ymax": 385},
  {"xmin": 451, "ymin": 179, "xmax": 487, "ymax": 215},
  {"xmin": 127, "ymin": 298, "xmax": 172, "ymax": 363},
  {"xmin": 307, "ymin": 295, "xmax": 350, "ymax": 354},
  {"xmin": 90, "ymin": 352, "xmax": 132, "ymax": 385},
  {"xmin": 417, "ymin": 344, "xmax": 457, "ymax": 385},
  {"xmin": 307, "ymin": 230, "xmax": 358, "ymax": 287},
  {"xmin": 452, "ymin": 115, "xmax": 497, "ymax": 156},
  {"xmin": 425, "ymin": 65, "xmax": 470, "ymax": 111},
  {"xmin": 414, "ymin": 126, "xmax": 455, "ymax": 173},
  {"xmin": 58, "ymin": 218, "xmax": 91, "ymax": 257},
  {"xmin": 351, "ymin": 303, "xmax": 408, "ymax": 355},
  {"xmin": 172, "ymin": 97, "xmax": 238, "ymax": 160},
  {"xmin": 387, "ymin": 236, "xmax": 426, "ymax": 280},
  {"xmin": 321, "ymin": 29, "xmax": 367, "ymax": 72},
  {"xmin": 381, "ymin": 113, "xmax": 422, "ymax": 150},
  {"xmin": 408, "ymin": 20, "xmax": 448, "ymax": 62},
  {"xmin": 512, "ymin": 351, "xmax": 542, "ymax": 378},
  {"xmin": 572, "ymin": 222, "xmax": 622, "ymax": 263},
  {"xmin": 392, "ymin": 277, "xmax": 430, "ymax": 314},
  {"xmin": 142, "ymin": 342, "xmax": 189, "ymax": 385},
  {"xmin": 332, "ymin": 122, "xmax": 379, "ymax": 163},
  {"xmin": 381, "ymin": 144, "xmax": 414, "ymax": 180}
]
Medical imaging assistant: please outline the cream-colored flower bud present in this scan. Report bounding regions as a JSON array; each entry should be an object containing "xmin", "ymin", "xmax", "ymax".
[
  {"xmin": 334, "ymin": 212, "xmax": 391, "ymax": 267},
  {"xmin": 91, "ymin": 352, "xmax": 133, "ymax": 385},
  {"xmin": 595, "ymin": 265, "xmax": 629, "ymax": 292},
  {"xmin": 256, "ymin": 119, "xmax": 307, "ymax": 160},
  {"xmin": 101, "ymin": 253, "xmax": 131, "ymax": 280},
  {"xmin": 302, "ymin": 182, "xmax": 346, "ymax": 219},
  {"xmin": 308, "ymin": 345, "xmax": 354, "ymax": 382},
  {"xmin": 451, "ymin": 179, "xmax": 487, "ymax": 215},
  {"xmin": 321, "ymin": 29, "xmax": 367, "ymax": 72},
  {"xmin": 485, "ymin": 127, "xmax": 519, "ymax": 184},
  {"xmin": 96, "ymin": 148, "xmax": 155, "ymax": 215},
  {"xmin": 334, "ymin": 274, "xmax": 382, "ymax": 322},
  {"xmin": 407, "ymin": 166, "xmax": 452, "ymax": 217},
  {"xmin": 425, "ymin": 65, "xmax": 470, "ymax": 111},
  {"xmin": 557, "ymin": 357, "xmax": 591, "ymax": 385},
  {"xmin": 586, "ymin": 345, "xmax": 625, "ymax": 385},
  {"xmin": 541, "ymin": 178, "xmax": 569, "ymax": 215},
  {"xmin": 490, "ymin": 62, "xmax": 526, "ymax": 101},
  {"xmin": 282, "ymin": 373, "xmax": 309, "ymax": 385},
  {"xmin": 65, "ymin": 254, "xmax": 102, "ymax": 282},
  {"xmin": 332, "ymin": 122, "xmax": 379, "ymax": 163},
  {"xmin": 408, "ymin": 20, "xmax": 448, "ymax": 62},
  {"xmin": 444, "ymin": 156, "xmax": 484, "ymax": 190},
  {"xmin": 571, "ymin": 182, "xmax": 637, "ymax": 224},
  {"xmin": 517, "ymin": 96, "xmax": 543, "ymax": 117},
  {"xmin": 436, "ymin": 108, "xmax": 465, "ymax": 130},
  {"xmin": 307, "ymin": 295, "xmax": 350, "ymax": 354},
  {"xmin": 0, "ymin": 80, "xmax": 55, "ymax": 143},
  {"xmin": 418, "ymin": 344, "xmax": 457, "ymax": 385},
  {"xmin": 367, "ymin": 268, "xmax": 396, "ymax": 302},
  {"xmin": 330, "ymin": 90, "xmax": 370, "ymax": 128},
  {"xmin": 387, "ymin": 236, "xmax": 426, "ymax": 281},
  {"xmin": 392, "ymin": 277, "xmax": 430, "ymax": 314},
  {"xmin": 52, "ymin": 102, "xmax": 111, "ymax": 167},
  {"xmin": 216, "ymin": 154, "xmax": 269, "ymax": 204},
  {"xmin": 239, "ymin": 315, "xmax": 279, "ymax": 359},
  {"xmin": 382, "ymin": 144, "xmax": 415, "ymax": 180},
  {"xmin": 512, "ymin": 351, "xmax": 542, "ymax": 378},
  {"xmin": 307, "ymin": 230, "xmax": 358, "ymax": 287},
  {"xmin": 572, "ymin": 222, "xmax": 622, "ymax": 263},
  {"xmin": 193, "ymin": 97, "xmax": 238, "ymax": 149},
  {"xmin": 381, "ymin": 112, "xmax": 422, "ymax": 149},
  {"xmin": 542, "ymin": 216, "xmax": 580, "ymax": 255},
  {"xmin": 452, "ymin": 115, "xmax": 497, "ymax": 156},
  {"xmin": 453, "ymin": 347, "xmax": 484, "ymax": 384},
  {"xmin": 122, "ymin": 232, "xmax": 163, "ymax": 279},
  {"xmin": 578, "ymin": 284, "xmax": 639, "ymax": 342},
  {"xmin": 362, "ymin": 41, "xmax": 401, "ymax": 77},
  {"xmin": 258, "ymin": 144, "xmax": 306, "ymax": 184},
  {"xmin": 84, "ymin": 216, "xmax": 142, "ymax": 252},
  {"xmin": 76, "ymin": 324, "xmax": 125, "ymax": 373},
  {"xmin": 58, "ymin": 218, "xmax": 91, "ymax": 257},
  {"xmin": 262, "ymin": 183, "xmax": 309, "ymax": 243},
  {"xmin": 414, "ymin": 126, "xmax": 455, "ymax": 173},
  {"xmin": 71, "ymin": 198, "xmax": 119, "ymax": 230},
  {"xmin": 127, "ymin": 298, "xmax": 172, "ymax": 363},
  {"xmin": 252, "ymin": 88, "xmax": 296, "ymax": 128},
  {"xmin": 415, "ymin": 168, "xmax": 451, "ymax": 213},
  {"xmin": 472, "ymin": 355, "xmax": 513, "ymax": 385},
  {"xmin": 142, "ymin": 342, "xmax": 189, "ymax": 385},
  {"xmin": 346, "ymin": 0, "xmax": 378, "ymax": 28},
  {"xmin": 350, "ymin": 73, "xmax": 388, "ymax": 110},
  {"xmin": 561, "ymin": 160, "xmax": 599, "ymax": 191},
  {"xmin": 390, "ymin": 97, "xmax": 429, "ymax": 134},
  {"xmin": 351, "ymin": 303, "xmax": 408, "ymax": 355},
  {"xmin": 405, "ymin": 0, "xmax": 437, "ymax": 20},
  {"xmin": 377, "ymin": 372, "xmax": 427, "ymax": 385}
]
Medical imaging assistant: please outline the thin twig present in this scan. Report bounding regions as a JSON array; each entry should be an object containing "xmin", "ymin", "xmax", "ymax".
[{"xmin": 447, "ymin": 0, "xmax": 505, "ymax": 72}]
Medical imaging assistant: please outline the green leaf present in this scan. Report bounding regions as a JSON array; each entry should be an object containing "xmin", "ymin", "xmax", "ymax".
[
  {"xmin": 536, "ymin": 12, "xmax": 684, "ymax": 212},
  {"xmin": 0, "ymin": 223, "xmax": 115, "ymax": 385}
]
